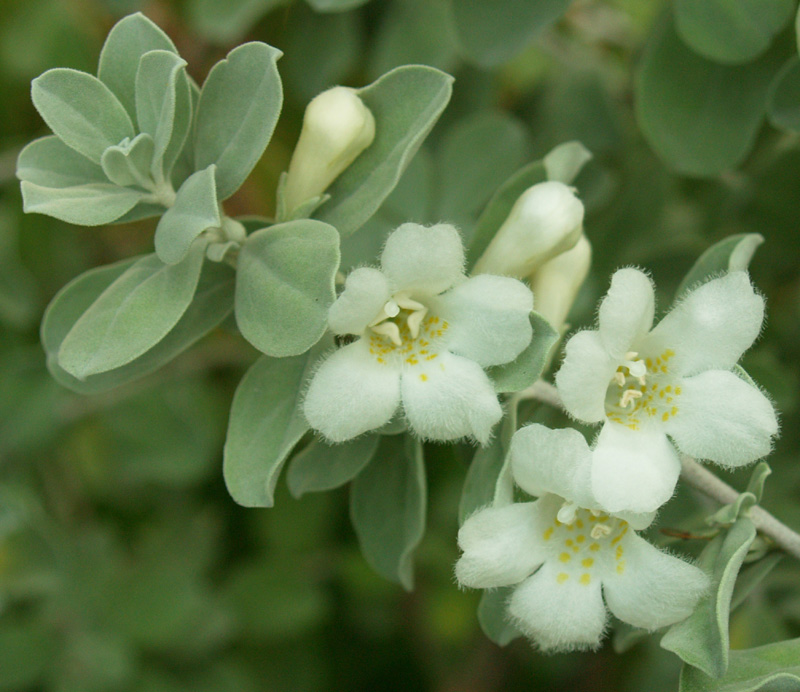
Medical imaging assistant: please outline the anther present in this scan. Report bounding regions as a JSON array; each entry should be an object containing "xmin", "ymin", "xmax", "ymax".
[
  {"xmin": 620, "ymin": 389, "xmax": 643, "ymax": 408},
  {"xmin": 557, "ymin": 501, "xmax": 578, "ymax": 526},
  {"xmin": 590, "ymin": 524, "xmax": 612, "ymax": 539},
  {"xmin": 371, "ymin": 321, "xmax": 402, "ymax": 346}
]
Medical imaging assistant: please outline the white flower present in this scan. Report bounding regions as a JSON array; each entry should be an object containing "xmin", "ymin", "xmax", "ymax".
[
  {"xmin": 282, "ymin": 86, "xmax": 375, "ymax": 214},
  {"xmin": 555, "ymin": 268, "xmax": 778, "ymax": 514},
  {"xmin": 303, "ymin": 223, "xmax": 533, "ymax": 444},
  {"xmin": 455, "ymin": 424, "xmax": 709, "ymax": 652},
  {"xmin": 473, "ymin": 181, "xmax": 584, "ymax": 278}
]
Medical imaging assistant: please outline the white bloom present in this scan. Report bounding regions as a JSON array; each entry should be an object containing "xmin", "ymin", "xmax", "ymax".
[
  {"xmin": 473, "ymin": 181, "xmax": 584, "ymax": 278},
  {"xmin": 555, "ymin": 268, "xmax": 778, "ymax": 514},
  {"xmin": 303, "ymin": 223, "xmax": 533, "ymax": 444},
  {"xmin": 282, "ymin": 86, "xmax": 375, "ymax": 214},
  {"xmin": 455, "ymin": 424, "xmax": 709, "ymax": 652}
]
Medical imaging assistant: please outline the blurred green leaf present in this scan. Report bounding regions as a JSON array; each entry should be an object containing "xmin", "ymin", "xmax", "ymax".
[
  {"xmin": 0, "ymin": 616, "xmax": 59, "ymax": 692},
  {"xmin": 306, "ymin": 0, "xmax": 370, "ymax": 12},
  {"xmin": 675, "ymin": 0, "xmax": 793, "ymax": 65},
  {"xmin": 0, "ymin": 205, "xmax": 38, "ymax": 329},
  {"xmin": 194, "ymin": 42, "xmax": 283, "ymax": 200},
  {"xmin": 458, "ymin": 433, "xmax": 505, "ymax": 524},
  {"xmin": 679, "ymin": 637, "xmax": 800, "ymax": 691},
  {"xmin": 155, "ymin": 165, "xmax": 220, "ymax": 265},
  {"xmin": 57, "ymin": 244, "xmax": 207, "ymax": 379},
  {"xmin": 235, "ymin": 219, "xmax": 339, "ymax": 357},
  {"xmin": 100, "ymin": 133, "xmax": 155, "ymax": 188},
  {"xmin": 662, "ymin": 517, "xmax": 757, "ymax": 678},
  {"xmin": 188, "ymin": 0, "xmax": 287, "ymax": 44},
  {"xmin": 287, "ymin": 434, "xmax": 380, "ymax": 498},
  {"xmin": 487, "ymin": 312, "xmax": 559, "ymax": 393},
  {"xmin": 350, "ymin": 434, "xmax": 426, "ymax": 590},
  {"xmin": 477, "ymin": 587, "xmax": 521, "ymax": 646},
  {"xmin": 448, "ymin": 0, "xmax": 571, "ymax": 67},
  {"xmin": 223, "ymin": 338, "xmax": 330, "ymax": 506},
  {"xmin": 636, "ymin": 11, "xmax": 780, "ymax": 177},
  {"xmin": 98, "ymin": 12, "xmax": 179, "ymax": 118},
  {"xmin": 767, "ymin": 57, "xmax": 800, "ymax": 133},
  {"xmin": 315, "ymin": 65, "xmax": 453, "ymax": 237}
]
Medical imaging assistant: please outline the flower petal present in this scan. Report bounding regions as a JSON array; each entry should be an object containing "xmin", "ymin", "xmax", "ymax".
[
  {"xmin": 555, "ymin": 330, "xmax": 617, "ymax": 423},
  {"xmin": 401, "ymin": 351, "xmax": 501, "ymax": 444},
  {"xmin": 431, "ymin": 274, "xmax": 533, "ymax": 367},
  {"xmin": 456, "ymin": 501, "xmax": 549, "ymax": 589},
  {"xmin": 591, "ymin": 423, "xmax": 681, "ymax": 514},
  {"xmin": 380, "ymin": 223, "xmax": 465, "ymax": 296},
  {"xmin": 509, "ymin": 561, "xmax": 607, "ymax": 652},
  {"xmin": 597, "ymin": 268, "xmax": 655, "ymax": 359},
  {"xmin": 645, "ymin": 272, "xmax": 764, "ymax": 377},
  {"xmin": 666, "ymin": 370, "xmax": 778, "ymax": 467},
  {"xmin": 510, "ymin": 424, "xmax": 594, "ymax": 507},
  {"xmin": 603, "ymin": 532, "xmax": 709, "ymax": 630},
  {"xmin": 303, "ymin": 340, "xmax": 400, "ymax": 442},
  {"xmin": 328, "ymin": 268, "xmax": 390, "ymax": 335}
]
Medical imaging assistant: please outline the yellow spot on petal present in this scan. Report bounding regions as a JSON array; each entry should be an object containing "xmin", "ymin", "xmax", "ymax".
[
  {"xmin": 672, "ymin": 406, "xmax": 679, "ymax": 416},
  {"xmin": 616, "ymin": 545, "xmax": 623, "ymax": 559},
  {"xmin": 559, "ymin": 552, "xmax": 571, "ymax": 563},
  {"xmin": 589, "ymin": 543, "xmax": 600, "ymax": 552},
  {"xmin": 565, "ymin": 539, "xmax": 574, "ymax": 547},
  {"xmin": 543, "ymin": 527, "xmax": 553, "ymax": 540},
  {"xmin": 419, "ymin": 374, "xmax": 427, "ymax": 382},
  {"xmin": 662, "ymin": 412, "xmax": 670, "ymax": 422},
  {"xmin": 616, "ymin": 561, "xmax": 626, "ymax": 574},
  {"xmin": 665, "ymin": 385, "xmax": 672, "ymax": 393},
  {"xmin": 377, "ymin": 357, "xmax": 385, "ymax": 364},
  {"xmin": 675, "ymin": 386, "xmax": 682, "ymax": 395},
  {"xmin": 576, "ymin": 535, "xmax": 585, "ymax": 543},
  {"xmin": 576, "ymin": 520, "xmax": 584, "ymax": 529},
  {"xmin": 582, "ymin": 558, "xmax": 594, "ymax": 568},
  {"xmin": 580, "ymin": 573, "xmax": 591, "ymax": 586},
  {"xmin": 557, "ymin": 572, "xmax": 569, "ymax": 584}
]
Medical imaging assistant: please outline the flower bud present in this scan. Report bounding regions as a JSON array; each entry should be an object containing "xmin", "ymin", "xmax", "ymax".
[
  {"xmin": 282, "ymin": 86, "xmax": 375, "ymax": 215},
  {"xmin": 473, "ymin": 181, "xmax": 584, "ymax": 278},
  {"xmin": 529, "ymin": 234, "xmax": 591, "ymax": 331}
]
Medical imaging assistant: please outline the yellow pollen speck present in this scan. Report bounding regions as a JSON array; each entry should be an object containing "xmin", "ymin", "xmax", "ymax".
[
  {"xmin": 576, "ymin": 520, "xmax": 584, "ymax": 529},
  {"xmin": 651, "ymin": 383, "xmax": 658, "ymax": 391},
  {"xmin": 675, "ymin": 386, "xmax": 682, "ymax": 395},
  {"xmin": 576, "ymin": 535, "xmax": 585, "ymax": 543},
  {"xmin": 377, "ymin": 357, "xmax": 385, "ymax": 364},
  {"xmin": 426, "ymin": 354, "xmax": 437, "ymax": 361},
  {"xmin": 565, "ymin": 539, "xmax": 573, "ymax": 547},
  {"xmin": 419, "ymin": 374, "xmax": 427, "ymax": 382},
  {"xmin": 557, "ymin": 573, "xmax": 569, "ymax": 584},
  {"xmin": 559, "ymin": 552, "xmax": 571, "ymax": 563},
  {"xmin": 406, "ymin": 357, "xmax": 418, "ymax": 365},
  {"xmin": 589, "ymin": 543, "xmax": 600, "ymax": 552},
  {"xmin": 616, "ymin": 545, "xmax": 623, "ymax": 559},
  {"xmin": 665, "ymin": 385, "xmax": 672, "ymax": 393},
  {"xmin": 672, "ymin": 406, "xmax": 679, "ymax": 415},
  {"xmin": 582, "ymin": 558, "xmax": 594, "ymax": 568},
  {"xmin": 659, "ymin": 390, "xmax": 665, "ymax": 398},
  {"xmin": 543, "ymin": 527, "xmax": 554, "ymax": 540},
  {"xmin": 580, "ymin": 573, "xmax": 591, "ymax": 586},
  {"xmin": 645, "ymin": 358, "xmax": 652, "ymax": 367},
  {"xmin": 662, "ymin": 412, "xmax": 670, "ymax": 422},
  {"xmin": 660, "ymin": 365, "xmax": 668, "ymax": 373},
  {"xmin": 566, "ymin": 523, "xmax": 575, "ymax": 531},
  {"xmin": 616, "ymin": 561, "xmax": 626, "ymax": 574}
]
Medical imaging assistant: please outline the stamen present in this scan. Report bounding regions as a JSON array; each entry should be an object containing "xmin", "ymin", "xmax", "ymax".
[
  {"xmin": 557, "ymin": 501, "xmax": 578, "ymax": 526},
  {"xmin": 394, "ymin": 293, "xmax": 426, "ymax": 312},
  {"xmin": 406, "ymin": 308, "xmax": 428, "ymax": 339},
  {"xmin": 623, "ymin": 351, "xmax": 647, "ymax": 379},
  {"xmin": 614, "ymin": 371, "xmax": 626, "ymax": 387},
  {"xmin": 620, "ymin": 389, "xmax": 643, "ymax": 408},
  {"xmin": 591, "ymin": 524, "xmax": 612, "ymax": 539},
  {"xmin": 371, "ymin": 321, "xmax": 402, "ymax": 346}
]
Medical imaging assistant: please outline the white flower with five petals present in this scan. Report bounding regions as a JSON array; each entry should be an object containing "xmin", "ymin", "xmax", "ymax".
[
  {"xmin": 303, "ymin": 223, "xmax": 534, "ymax": 443},
  {"xmin": 555, "ymin": 268, "xmax": 778, "ymax": 514},
  {"xmin": 455, "ymin": 424, "xmax": 709, "ymax": 652}
]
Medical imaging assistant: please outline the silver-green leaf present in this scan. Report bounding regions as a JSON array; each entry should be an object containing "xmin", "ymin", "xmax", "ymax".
[
  {"xmin": 235, "ymin": 219, "xmax": 339, "ymax": 357},
  {"xmin": 20, "ymin": 181, "xmax": 143, "ymax": 226},
  {"xmin": 16, "ymin": 135, "xmax": 107, "ymax": 188},
  {"xmin": 488, "ymin": 312, "xmax": 559, "ymax": 394}
]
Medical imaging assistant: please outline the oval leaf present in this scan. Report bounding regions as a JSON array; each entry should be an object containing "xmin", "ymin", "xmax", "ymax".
[
  {"xmin": 57, "ymin": 244, "xmax": 207, "ymax": 379},
  {"xmin": 235, "ymin": 219, "xmax": 339, "ymax": 357},
  {"xmin": 675, "ymin": 0, "xmax": 794, "ymax": 65},
  {"xmin": 636, "ymin": 11, "xmax": 780, "ymax": 177},
  {"xmin": 31, "ymin": 68, "xmax": 135, "ymax": 163},
  {"xmin": 350, "ymin": 434, "xmax": 426, "ymax": 590},
  {"xmin": 20, "ymin": 181, "xmax": 143, "ymax": 226},
  {"xmin": 315, "ymin": 65, "xmax": 453, "ymax": 237},
  {"xmin": 286, "ymin": 435, "xmax": 380, "ymax": 498},
  {"xmin": 98, "ymin": 12, "xmax": 179, "ymax": 118},
  {"xmin": 155, "ymin": 165, "xmax": 220, "ymax": 265},
  {"xmin": 223, "ymin": 339, "xmax": 330, "ymax": 507},
  {"xmin": 194, "ymin": 42, "xmax": 283, "ymax": 200},
  {"xmin": 16, "ymin": 135, "xmax": 107, "ymax": 188}
]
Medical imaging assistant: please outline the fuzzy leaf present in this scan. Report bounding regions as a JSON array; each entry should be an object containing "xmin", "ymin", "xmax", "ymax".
[
  {"xmin": 20, "ymin": 181, "xmax": 143, "ymax": 226},
  {"xmin": 57, "ymin": 244, "xmax": 206, "ymax": 379},
  {"xmin": 350, "ymin": 434, "xmax": 426, "ymax": 590},
  {"xmin": 16, "ymin": 135, "xmax": 107, "ymax": 188},
  {"xmin": 315, "ymin": 65, "xmax": 453, "ymax": 237},
  {"xmin": 235, "ymin": 219, "xmax": 339, "ymax": 357},
  {"xmin": 194, "ymin": 42, "xmax": 283, "ymax": 200}
]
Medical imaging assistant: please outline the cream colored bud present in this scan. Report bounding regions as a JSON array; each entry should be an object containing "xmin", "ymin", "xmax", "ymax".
[
  {"xmin": 473, "ymin": 181, "xmax": 584, "ymax": 278},
  {"xmin": 282, "ymin": 86, "xmax": 375, "ymax": 214},
  {"xmin": 529, "ymin": 234, "xmax": 592, "ymax": 330}
]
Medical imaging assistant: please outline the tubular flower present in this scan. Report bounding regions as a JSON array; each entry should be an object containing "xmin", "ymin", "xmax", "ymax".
[
  {"xmin": 555, "ymin": 268, "xmax": 778, "ymax": 514},
  {"xmin": 455, "ymin": 424, "xmax": 709, "ymax": 652},
  {"xmin": 303, "ymin": 223, "xmax": 533, "ymax": 444}
]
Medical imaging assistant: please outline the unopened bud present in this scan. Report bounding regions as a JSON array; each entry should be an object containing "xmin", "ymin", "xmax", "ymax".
[
  {"xmin": 530, "ymin": 234, "xmax": 592, "ymax": 330},
  {"xmin": 473, "ymin": 181, "xmax": 584, "ymax": 278},
  {"xmin": 282, "ymin": 86, "xmax": 375, "ymax": 215}
]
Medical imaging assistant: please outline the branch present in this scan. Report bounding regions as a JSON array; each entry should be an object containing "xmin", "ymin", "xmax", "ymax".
[{"xmin": 526, "ymin": 380, "xmax": 800, "ymax": 561}]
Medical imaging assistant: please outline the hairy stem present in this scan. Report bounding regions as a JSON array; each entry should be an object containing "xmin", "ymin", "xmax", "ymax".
[{"xmin": 526, "ymin": 379, "xmax": 800, "ymax": 561}]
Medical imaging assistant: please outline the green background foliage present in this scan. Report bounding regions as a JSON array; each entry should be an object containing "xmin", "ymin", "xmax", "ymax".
[{"xmin": 2, "ymin": 1, "xmax": 800, "ymax": 691}]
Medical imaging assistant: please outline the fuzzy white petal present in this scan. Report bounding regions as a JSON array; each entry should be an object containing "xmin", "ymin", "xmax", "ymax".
[
  {"xmin": 645, "ymin": 272, "xmax": 764, "ymax": 377},
  {"xmin": 510, "ymin": 424, "xmax": 594, "ymax": 506},
  {"xmin": 456, "ymin": 502, "xmax": 548, "ymax": 589},
  {"xmin": 431, "ymin": 274, "xmax": 533, "ymax": 367},
  {"xmin": 380, "ymin": 223, "xmax": 464, "ymax": 296},
  {"xmin": 555, "ymin": 330, "xmax": 617, "ymax": 423},
  {"xmin": 666, "ymin": 370, "xmax": 778, "ymax": 467},
  {"xmin": 303, "ymin": 340, "xmax": 400, "ymax": 442},
  {"xmin": 509, "ymin": 562, "xmax": 607, "ymax": 652},
  {"xmin": 328, "ymin": 268, "xmax": 391, "ymax": 335},
  {"xmin": 603, "ymin": 532, "xmax": 709, "ymax": 630},
  {"xmin": 591, "ymin": 423, "xmax": 681, "ymax": 514},
  {"xmin": 597, "ymin": 268, "xmax": 655, "ymax": 359},
  {"xmin": 401, "ymin": 351, "xmax": 501, "ymax": 443}
]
